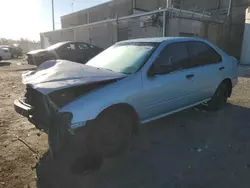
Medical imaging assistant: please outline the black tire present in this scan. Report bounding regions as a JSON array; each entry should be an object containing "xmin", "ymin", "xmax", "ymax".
[
  {"xmin": 0, "ymin": 57, "xmax": 2, "ymax": 61},
  {"xmin": 207, "ymin": 83, "xmax": 229, "ymax": 111},
  {"xmin": 87, "ymin": 109, "xmax": 133, "ymax": 157}
]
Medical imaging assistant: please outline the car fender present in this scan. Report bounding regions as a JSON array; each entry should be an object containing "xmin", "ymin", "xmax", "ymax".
[{"xmin": 59, "ymin": 73, "xmax": 143, "ymax": 129}]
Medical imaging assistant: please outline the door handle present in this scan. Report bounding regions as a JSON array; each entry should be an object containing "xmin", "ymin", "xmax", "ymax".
[
  {"xmin": 186, "ymin": 74, "xmax": 194, "ymax": 79},
  {"xmin": 219, "ymin": 66, "xmax": 225, "ymax": 71}
]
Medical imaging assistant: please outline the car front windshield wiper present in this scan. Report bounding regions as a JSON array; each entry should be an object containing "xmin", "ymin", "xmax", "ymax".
[
  {"xmin": 96, "ymin": 67, "xmax": 115, "ymax": 72},
  {"xmin": 96, "ymin": 67, "xmax": 130, "ymax": 75}
]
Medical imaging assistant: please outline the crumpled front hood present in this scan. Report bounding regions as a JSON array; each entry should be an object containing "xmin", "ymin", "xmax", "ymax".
[{"xmin": 22, "ymin": 60, "xmax": 126, "ymax": 94}]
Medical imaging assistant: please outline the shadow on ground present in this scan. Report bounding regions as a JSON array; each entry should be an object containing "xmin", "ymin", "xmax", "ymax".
[
  {"xmin": 36, "ymin": 104, "xmax": 250, "ymax": 188},
  {"xmin": 0, "ymin": 62, "xmax": 11, "ymax": 66}
]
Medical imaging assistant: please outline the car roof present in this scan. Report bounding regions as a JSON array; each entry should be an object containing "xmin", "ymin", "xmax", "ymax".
[
  {"xmin": 0, "ymin": 48, "xmax": 9, "ymax": 51},
  {"xmin": 60, "ymin": 41, "xmax": 90, "ymax": 44},
  {"xmin": 0, "ymin": 45, "xmax": 10, "ymax": 48},
  {"xmin": 118, "ymin": 37, "xmax": 209, "ymax": 44}
]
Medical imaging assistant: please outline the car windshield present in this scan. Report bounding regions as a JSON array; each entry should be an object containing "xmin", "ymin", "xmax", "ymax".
[
  {"xmin": 47, "ymin": 42, "xmax": 67, "ymax": 50},
  {"xmin": 86, "ymin": 42, "xmax": 159, "ymax": 74}
]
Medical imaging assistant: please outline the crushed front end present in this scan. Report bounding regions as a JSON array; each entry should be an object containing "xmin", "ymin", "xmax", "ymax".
[
  {"xmin": 14, "ymin": 85, "xmax": 73, "ymax": 157},
  {"xmin": 14, "ymin": 80, "xmax": 117, "ymax": 157},
  {"xmin": 14, "ymin": 60, "xmax": 127, "ymax": 157}
]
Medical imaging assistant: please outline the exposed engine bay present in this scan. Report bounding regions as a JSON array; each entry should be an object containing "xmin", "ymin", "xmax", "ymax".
[{"xmin": 24, "ymin": 79, "xmax": 117, "ymax": 130}]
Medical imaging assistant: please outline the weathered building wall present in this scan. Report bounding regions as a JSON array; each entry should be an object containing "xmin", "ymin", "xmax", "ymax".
[
  {"xmin": 241, "ymin": 7, "xmax": 250, "ymax": 65},
  {"xmin": 61, "ymin": 0, "xmax": 133, "ymax": 28},
  {"xmin": 42, "ymin": 12, "xmax": 221, "ymax": 50},
  {"xmin": 61, "ymin": 0, "xmax": 185, "ymax": 29},
  {"xmin": 225, "ymin": 0, "xmax": 249, "ymax": 58},
  {"xmin": 135, "ymin": 0, "xmax": 164, "ymax": 10},
  {"xmin": 178, "ymin": 0, "xmax": 250, "ymax": 58},
  {"xmin": 167, "ymin": 18, "xmax": 202, "ymax": 37},
  {"xmin": 180, "ymin": 0, "xmax": 229, "ymax": 10}
]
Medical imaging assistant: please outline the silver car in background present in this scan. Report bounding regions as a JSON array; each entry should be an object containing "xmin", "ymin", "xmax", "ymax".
[
  {"xmin": 0, "ymin": 47, "xmax": 11, "ymax": 61},
  {"xmin": 14, "ymin": 37, "xmax": 238, "ymax": 157}
]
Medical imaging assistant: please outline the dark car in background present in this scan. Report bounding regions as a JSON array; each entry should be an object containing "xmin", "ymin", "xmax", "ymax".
[{"xmin": 27, "ymin": 41, "xmax": 103, "ymax": 66}]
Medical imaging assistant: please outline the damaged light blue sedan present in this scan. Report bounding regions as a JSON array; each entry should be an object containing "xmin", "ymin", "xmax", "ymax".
[{"xmin": 14, "ymin": 37, "xmax": 238, "ymax": 157}]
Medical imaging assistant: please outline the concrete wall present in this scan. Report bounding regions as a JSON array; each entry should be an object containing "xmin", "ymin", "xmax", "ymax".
[
  {"xmin": 61, "ymin": 0, "xmax": 187, "ymax": 29},
  {"xmin": 227, "ymin": 1, "xmax": 250, "ymax": 59},
  {"xmin": 180, "ymin": 0, "xmax": 229, "ymax": 10},
  {"xmin": 135, "ymin": 0, "xmax": 165, "ymax": 10},
  {"xmin": 241, "ymin": 7, "xmax": 250, "ymax": 65},
  {"xmin": 60, "ymin": 0, "xmax": 250, "ymax": 28},
  {"xmin": 178, "ymin": 0, "xmax": 250, "ymax": 59},
  {"xmin": 61, "ymin": 0, "xmax": 133, "ymax": 28},
  {"xmin": 44, "ymin": 0, "xmax": 250, "ymax": 59},
  {"xmin": 165, "ymin": 18, "xmax": 223, "ymax": 45},
  {"xmin": 41, "ymin": 22, "xmax": 118, "ymax": 49},
  {"xmin": 41, "ymin": 11, "xmax": 222, "ymax": 50},
  {"xmin": 167, "ymin": 18, "xmax": 202, "ymax": 37}
]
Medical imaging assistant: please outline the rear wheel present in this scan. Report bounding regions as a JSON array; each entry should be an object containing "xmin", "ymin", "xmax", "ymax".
[
  {"xmin": 87, "ymin": 109, "xmax": 133, "ymax": 157},
  {"xmin": 206, "ymin": 83, "xmax": 229, "ymax": 111},
  {"xmin": 0, "ymin": 57, "xmax": 2, "ymax": 61}
]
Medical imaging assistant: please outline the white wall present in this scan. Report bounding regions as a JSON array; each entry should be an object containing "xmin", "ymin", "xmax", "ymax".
[{"xmin": 241, "ymin": 7, "xmax": 250, "ymax": 65}]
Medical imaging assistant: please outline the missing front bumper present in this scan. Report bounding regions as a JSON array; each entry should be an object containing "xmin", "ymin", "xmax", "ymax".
[{"xmin": 14, "ymin": 98, "xmax": 74, "ymax": 156}]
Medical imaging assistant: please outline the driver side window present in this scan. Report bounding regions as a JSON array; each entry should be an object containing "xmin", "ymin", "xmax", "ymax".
[
  {"xmin": 77, "ymin": 43, "xmax": 90, "ymax": 50},
  {"xmin": 156, "ymin": 42, "xmax": 190, "ymax": 74}
]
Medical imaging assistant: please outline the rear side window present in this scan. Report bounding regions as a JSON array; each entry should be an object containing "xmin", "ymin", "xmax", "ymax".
[
  {"xmin": 156, "ymin": 42, "xmax": 190, "ymax": 73},
  {"xmin": 188, "ymin": 41, "xmax": 222, "ymax": 67},
  {"xmin": 77, "ymin": 43, "xmax": 90, "ymax": 50}
]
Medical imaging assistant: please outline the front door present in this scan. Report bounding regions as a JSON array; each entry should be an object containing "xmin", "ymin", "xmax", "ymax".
[
  {"xmin": 59, "ymin": 43, "xmax": 78, "ymax": 62},
  {"xmin": 140, "ymin": 42, "xmax": 196, "ymax": 122},
  {"xmin": 76, "ymin": 43, "xmax": 92, "ymax": 63}
]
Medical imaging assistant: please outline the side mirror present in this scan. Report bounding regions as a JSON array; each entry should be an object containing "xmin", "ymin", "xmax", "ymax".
[
  {"xmin": 148, "ymin": 64, "xmax": 168, "ymax": 76},
  {"xmin": 148, "ymin": 64, "xmax": 156, "ymax": 77},
  {"xmin": 148, "ymin": 64, "xmax": 172, "ymax": 77}
]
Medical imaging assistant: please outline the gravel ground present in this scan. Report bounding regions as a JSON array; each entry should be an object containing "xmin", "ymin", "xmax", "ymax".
[
  {"xmin": 0, "ymin": 59, "xmax": 47, "ymax": 188},
  {"xmin": 1, "ymin": 59, "xmax": 250, "ymax": 188}
]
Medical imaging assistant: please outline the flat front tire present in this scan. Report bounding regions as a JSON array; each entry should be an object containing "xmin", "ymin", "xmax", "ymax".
[{"xmin": 87, "ymin": 110, "xmax": 133, "ymax": 157}]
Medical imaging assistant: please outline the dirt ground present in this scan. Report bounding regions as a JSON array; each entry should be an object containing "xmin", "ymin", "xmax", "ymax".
[{"xmin": 1, "ymin": 59, "xmax": 250, "ymax": 188}]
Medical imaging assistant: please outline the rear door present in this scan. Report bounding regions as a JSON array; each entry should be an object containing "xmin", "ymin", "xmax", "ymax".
[{"xmin": 187, "ymin": 41, "xmax": 225, "ymax": 101}]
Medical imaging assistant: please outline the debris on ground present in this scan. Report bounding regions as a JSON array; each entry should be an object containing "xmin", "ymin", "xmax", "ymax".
[{"xmin": 197, "ymin": 148, "xmax": 202, "ymax": 152}]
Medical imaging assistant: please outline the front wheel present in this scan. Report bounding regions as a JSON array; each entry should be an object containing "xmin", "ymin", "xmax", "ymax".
[
  {"xmin": 87, "ymin": 109, "xmax": 133, "ymax": 157},
  {"xmin": 206, "ymin": 83, "xmax": 229, "ymax": 111}
]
